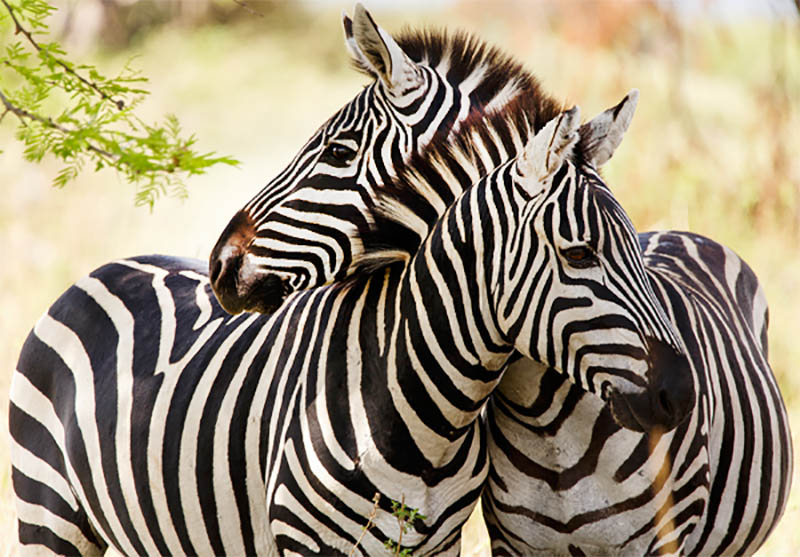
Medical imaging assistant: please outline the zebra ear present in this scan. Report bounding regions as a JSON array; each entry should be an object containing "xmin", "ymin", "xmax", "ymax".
[
  {"xmin": 342, "ymin": 10, "xmax": 372, "ymax": 73},
  {"xmin": 578, "ymin": 89, "xmax": 639, "ymax": 168},
  {"xmin": 518, "ymin": 106, "xmax": 581, "ymax": 190},
  {"xmin": 343, "ymin": 4, "xmax": 423, "ymax": 94}
]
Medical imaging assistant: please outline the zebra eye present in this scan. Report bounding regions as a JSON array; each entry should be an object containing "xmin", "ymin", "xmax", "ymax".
[
  {"xmin": 561, "ymin": 246, "xmax": 598, "ymax": 269},
  {"xmin": 323, "ymin": 142, "xmax": 358, "ymax": 165}
]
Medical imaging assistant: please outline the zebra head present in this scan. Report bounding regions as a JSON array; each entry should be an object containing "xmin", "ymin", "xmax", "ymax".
[
  {"xmin": 495, "ymin": 94, "xmax": 695, "ymax": 432},
  {"xmin": 209, "ymin": 4, "xmax": 547, "ymax": 314}
]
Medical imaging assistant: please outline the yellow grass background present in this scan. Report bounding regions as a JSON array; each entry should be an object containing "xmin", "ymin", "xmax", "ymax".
[{"xmin": 1, "ymin": 2, "xmax": 798, "ymax": 555}]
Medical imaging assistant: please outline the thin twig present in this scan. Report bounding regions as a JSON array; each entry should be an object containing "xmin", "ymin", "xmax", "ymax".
[
  {"xmin": 1, "ymin": 87, "xmax": 65, "ymax": 130},
  {"xmin": 233, "ymin": 0, "xmax": 264, "ymax": 18},
  {"xmin": 1, "ymin": 0, "xmax": 125, "ymax": 109},
  {"xmin": 394, "ymin": 495, "xmax": 405, "ymax": 557},
  {"xmin": 349, "ymin": 493, "xmax": 381, "ymax": 557}
]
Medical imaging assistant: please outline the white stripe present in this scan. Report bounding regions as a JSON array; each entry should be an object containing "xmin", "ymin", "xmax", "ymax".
[
  {"xmin": 271, "ymin": 483, "xmax": 321, "ymax": 553},
  {"xmin": 245, "ymin": 317, "xmax": 289, "ymax": 555},
  {"xmin": 312, "ymin": 293, "xmax": 356, "ymax": 472},
  {"xmin": 178, "ymin": 270, "xmax": 215, "ymax": 330},
  {"xmin": 16, "ymin": 499, "xmax": 99, "ymax": 554},
  {"xmin": 10, "ymin": 370, "xmax": 104, "ymax": 536},
  {"xmin": 214, "ymin": 317, "xmax": 272, "ymax": 552},
  {"xmin": 422, "ymin": 235, "xmax": 478, "ymax": 365},
  {"xmin": 115, "ymin": 259, "xmax": 176, "ymax": 378},
  {"xmin": 11, "ymin": 437, "xmax": 77, "ymax": 511},
  {"xmin": 263, "ymin": 295, "xmax": 318, "ymax": 513},
  {"xmin": 483, "ymin": 77, "xmax": 522, "ymax": 115},
  {"xmin": 144, "ymin": 293, "xmax": 225, "ymax": 553}
]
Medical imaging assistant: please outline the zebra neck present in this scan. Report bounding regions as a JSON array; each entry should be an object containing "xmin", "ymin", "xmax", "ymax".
[
  {"xmin": 372, "ymin": 93, "xmax": 533, "ymax": 263},
  {"xmin": 387, "ymin": 171, "xmax": 516, "ymax": 410}
]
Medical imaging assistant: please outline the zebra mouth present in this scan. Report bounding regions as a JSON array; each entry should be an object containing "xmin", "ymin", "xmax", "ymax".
[
  {"xmin": 606, "ymin": 389, "xmax": 650, "ymax": 433},
  {"xmin": 602, "ymin": 344, "xmax": 693, "ymax": 434},
  {"xmin": 241, "ymin": 273, "xmax": 294, "ymax": 314}
]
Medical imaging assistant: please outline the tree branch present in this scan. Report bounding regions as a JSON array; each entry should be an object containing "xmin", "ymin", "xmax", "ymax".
[
  {"xmin": 233, "ymin": 0, "xmax": 264, "ymax": 18},
  {"xmin": 1, "ymin": 0, "xmax": 238, "ymax": 205},
  {"xmin": 1, "ymin": 0, "xmax": 125, "ymax": 109},
  {"xmin": 0, "ymin": 87, "xmax": 118, "ymax": 162}
]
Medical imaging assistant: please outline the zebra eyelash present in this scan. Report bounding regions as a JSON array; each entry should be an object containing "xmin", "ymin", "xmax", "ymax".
[
  {"xmin": 320, "ymin": 142, "xmax": 359, "ymax": 166},
  {"xmin": 560, "ymin": 245, "xmax": 599, "ymax": 269}
]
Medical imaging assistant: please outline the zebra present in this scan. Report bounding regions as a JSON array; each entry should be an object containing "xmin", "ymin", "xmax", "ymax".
[
  {"xmin": 208, "ymin": 5, "xmax": 565, "ymax": 314},
  {"xmin": 482, "ymin": 227, "xmax": 793, "ymax": 556},
  {"xmin": 9, "ymin": 86, "xmax": 697, "ymax": 556},
  {"xmin": 11, "ymin": 8, "xmax": 545, "ymax": 552},
  {"xmin": 205, "ymin": 11, "xmax": 793, "ymax": 556}
]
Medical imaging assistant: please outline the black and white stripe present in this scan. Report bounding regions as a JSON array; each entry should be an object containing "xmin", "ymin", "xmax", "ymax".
[
  {"xmin": 10, "ymin": 8, "xmax": 791, "ymax": 556},
  {"xmin": 213, "ymin": 17, "xmax": 793, "ymax": 550},
  {"xmin": 482, "ymin": 228, "xmax": 791, "ymax": 556},
  {"xmin": 207, "ymin": 15, "xmax": 792, "ymax": 551}
]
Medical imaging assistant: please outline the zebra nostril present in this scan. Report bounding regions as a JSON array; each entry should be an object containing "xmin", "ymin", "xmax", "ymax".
[
  {"xmin": 645, "ymin": 338, "xmax": 695, "ymax": 429},
  {"xmin": 658, "ymin": 389, "xmax": 674, "ymax": 420},
  {"xmin": 208, "ymin": 209, "xmax": 256, "ymax": 314}
]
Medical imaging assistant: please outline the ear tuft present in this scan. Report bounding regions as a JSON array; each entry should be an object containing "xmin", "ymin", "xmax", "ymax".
[
  {"xmin": 342, "ymin": 10, "xmax": 352, "ymax": 37},
  {"xmin": 518, "ymin": 106, "xmax": 581, "ymax": 186},
  {"xmin": 578, "ymin": 89, "xmax": 639, "ymax": 168}
]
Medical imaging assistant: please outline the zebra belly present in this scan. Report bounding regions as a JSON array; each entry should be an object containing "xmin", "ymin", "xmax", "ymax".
[{"xmin": 642, "ymin": 231, "xmax": 793, "ymax": 555}]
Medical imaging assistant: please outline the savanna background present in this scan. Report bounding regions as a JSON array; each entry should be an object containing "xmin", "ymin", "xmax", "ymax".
[{"xmin": 1, "ymin": 0, "xmax": 798, "ymax": 555}]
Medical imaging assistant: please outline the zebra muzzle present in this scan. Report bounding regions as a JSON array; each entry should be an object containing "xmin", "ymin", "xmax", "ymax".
[
  {"xmin": 210, "ymin": 209, "xmax": 257, "ymax": 314},
  {"xmin": 607, "ymin": 339, "xmax": 695, "ymax": 433}
]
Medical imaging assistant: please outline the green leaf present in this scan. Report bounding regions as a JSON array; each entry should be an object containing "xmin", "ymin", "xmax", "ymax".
[{"xmin": 0, "ymin": 0, "xmax": 237, "ymax": 206}]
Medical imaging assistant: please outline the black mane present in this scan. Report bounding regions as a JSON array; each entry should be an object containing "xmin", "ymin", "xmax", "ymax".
[{"xmin": 397, "ymin": 28, "xmax": 534, "ymax": 109}]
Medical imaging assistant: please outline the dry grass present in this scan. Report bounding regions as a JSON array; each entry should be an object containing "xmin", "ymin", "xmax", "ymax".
[{"xmin": 1, "ymin": 3, "xmax": 797, "ymax": 555}]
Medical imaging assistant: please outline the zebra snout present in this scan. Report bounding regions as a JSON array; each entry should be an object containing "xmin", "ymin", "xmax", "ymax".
[
  {"xmin": 607, "ymin": 339, "xmax": 695, "ymax": 433},
  {"xmin": 646, "ymin": 339, "xmax": 695, "ymax": 430},
  {"xmin": 210, "ymin": 209, "xmax": 256, "ymax": 315}
]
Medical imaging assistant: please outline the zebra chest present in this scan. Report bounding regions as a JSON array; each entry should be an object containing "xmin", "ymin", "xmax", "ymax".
[
  {"xmin": 487, "ymin": 381, "xmax": 694, "ymax": 554},
  {"xmin": 263, "ymin": 399, "xmax": 488, "ymax": 556}
]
